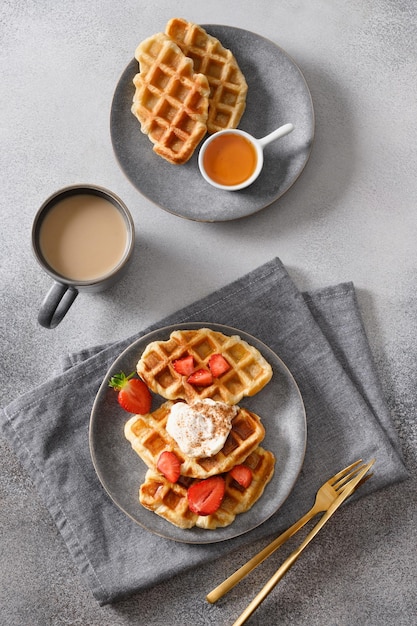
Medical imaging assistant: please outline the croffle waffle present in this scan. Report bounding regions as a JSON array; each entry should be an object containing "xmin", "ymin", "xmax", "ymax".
[
  {"xmin": 124, "ymin": 400, "xmax": 266, "ymax": 479},
  {"xmin": 165, "ymin": 18, "xmax": 248, "ymax": 134},
  {"xmin": 139, "ymin": 446, "xmax": 275, "ymax": 529},
  {"xmin": 136, "ymin": 328, "xmax": 273, "ymax": 405},
  {"xmin": 131, "ymin": 32, "xmax": 210, "ymax": 164}
]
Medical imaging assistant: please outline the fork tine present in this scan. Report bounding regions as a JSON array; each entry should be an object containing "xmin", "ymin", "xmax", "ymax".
[
  {"xmin": 333, "ymin": 463, "xmax": 367, "ymax": 491},
  {"xmin": 206, "ymin": 462, "xmax": 373, "ymax": 605},
  {"xmin": 231, "ymin": 460, "xmax": 375, "ymax": 625},
  {"xmin": 328, "ymin": 459, "xmax": 363, "ymax": 486},
  {"xmin": 358, "ymin": 472, "xmax": 373, "ymax": 488}
]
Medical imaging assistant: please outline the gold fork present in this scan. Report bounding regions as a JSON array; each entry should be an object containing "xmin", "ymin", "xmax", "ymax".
[
  {"xmin": 207, "ymin": 459, "xmax": 371, "ymax": 604},
  {"xmin": 230, "ymin": 460, "xmax": 375, "ymax": 626}
]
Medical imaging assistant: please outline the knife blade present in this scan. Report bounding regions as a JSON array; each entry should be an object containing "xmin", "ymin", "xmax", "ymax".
[{"xmin": 232, "ymin": 458, "xmax": 375, "ymax": 626}]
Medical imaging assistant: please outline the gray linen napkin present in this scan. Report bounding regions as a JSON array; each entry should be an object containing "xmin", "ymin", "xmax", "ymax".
[{"xmin": 0, "ymin": 258, "xmax": 408, "ymax": 605}]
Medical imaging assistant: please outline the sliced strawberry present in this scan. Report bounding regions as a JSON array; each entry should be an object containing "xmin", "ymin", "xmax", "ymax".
[
  {"xmin": 187, "ymin": 368, "xmax": 213, "ymax": 387},
  {"xmin": 208, "ymin": 353, "xmax": 231, "ymax": 377},
  {"xmin": 229, "ymin": 465, "xmax": 253, "ymax": 489},
  {"xmin": 157, "ymin": 451, "xmax": 181, "ymax": 483},
  {"xmin": 187, "ymin": 476, "xmax": 226, "ymax": 516},
  {"xmin": 173, "ymin": 355, "xmax": 195, "ymax": 376},
  {"xmin": 109, "ymin": 371, "xmax": 152, "ymax": 414}
]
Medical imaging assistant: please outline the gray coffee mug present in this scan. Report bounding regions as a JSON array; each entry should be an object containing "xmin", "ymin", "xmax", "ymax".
[{"xmin": 32, "ymin": 185, "xmax": 135, "ymax": 329}]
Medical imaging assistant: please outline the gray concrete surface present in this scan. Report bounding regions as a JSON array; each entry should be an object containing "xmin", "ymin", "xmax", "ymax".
[{"xmin": 1, "ymin": 1, "xmax": 416, "ymax": 624}]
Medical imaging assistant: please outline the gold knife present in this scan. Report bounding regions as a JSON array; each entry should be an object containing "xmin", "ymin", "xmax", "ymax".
[{"xmin": 232, "ymin": 458, "xmax": 375, "ymax": 626}]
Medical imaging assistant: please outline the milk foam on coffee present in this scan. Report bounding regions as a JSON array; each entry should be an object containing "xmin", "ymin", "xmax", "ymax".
[{"xmin": 39, "ymin": 194, "xmax": 128, "ymax": 281}]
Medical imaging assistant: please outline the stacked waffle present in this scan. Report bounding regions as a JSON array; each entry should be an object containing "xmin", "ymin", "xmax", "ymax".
[
  {"xmin": 131, "ymin": 32, "xmax": 210, "ymax": 165},
  {"xmin": 165, "ymin": 18, "xmax": 248, "ymax": 135},
  {"xmin": 125, "ymin": 328, "xmax": 276, "ymax": 530},
  {"xmin": 139, "ymin": 448, "xmax": 275, "ymax": 530},
  {"xmin": 131, "ymin": 18, "xmax": 248, "ymax": 164}
]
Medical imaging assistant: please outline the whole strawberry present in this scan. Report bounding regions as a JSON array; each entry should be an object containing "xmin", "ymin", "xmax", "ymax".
[{"xmin": 109, "ymin": 371, "xmax": 152, "ymax": 414}]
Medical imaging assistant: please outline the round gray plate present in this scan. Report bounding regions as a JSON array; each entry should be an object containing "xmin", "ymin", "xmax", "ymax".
[
  {"xmin": 89, "ymin": 323, "xmax": 306, "ymax": 544},
  {"xmin": 110, "ymin": 25, "xmax": 314, "ymax": 222}
]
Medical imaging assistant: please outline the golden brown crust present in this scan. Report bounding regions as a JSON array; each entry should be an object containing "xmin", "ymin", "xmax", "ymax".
[
  {"xmin": 128, "ymin": 327, "xmax": 274, "ymax": 531},
  {"xmin": 136, "ymin": 328, "xmax": 273, "ymax": 405},
  {"xmin": 124, "ymin": 401, "xmax": 265, "ymax": 478},
  {"xmin": 165, "ymin": 18, "xmax": 248, "ymax": 134},
  {"xmin": 139, "ymin": 446, "xmax": 275, "ymax": 529},
  {"xmin": 131, "ymin": 32, "xmax": 210, "ymax": 165}
]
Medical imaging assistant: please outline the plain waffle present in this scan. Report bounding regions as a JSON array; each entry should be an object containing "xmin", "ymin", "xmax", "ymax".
[
  {"xmin": 165, "ymin": 18, "xmax": 248, "ymax": 134},
  {"xmin": 139, "ymin": 446, "xmax": 275, "ymax": 529},
  {"xmin": 136, "ymin": 328, "xmax": 273, "ymax": 405},
  {"xmin": 124, "ymin": 400, "xmax": 266, "ymax": 479},
  {"xmin": 131, "ymin": 32, "xmax": 210, "ymax": 164}
]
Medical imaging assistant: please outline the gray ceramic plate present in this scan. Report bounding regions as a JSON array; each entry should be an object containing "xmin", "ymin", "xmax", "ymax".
[
  {"xmin": 89, "ymin": 323, "xmax": 306, "ymax": 544},
  {"xmin": 110, "ymin": 25, "xmax": 314, "ymax": 222}
]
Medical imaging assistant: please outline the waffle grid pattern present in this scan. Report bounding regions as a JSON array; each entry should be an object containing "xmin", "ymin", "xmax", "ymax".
[
  {"xmin": 136, "ymin": 328, "xmax": 273, "ymax": 405},
  {"xmin": 165, "ymin": 18, "xmax": 248, "ymax": 134},
  {"xmin": 131, "ymin": 32, "xmax": 210, "ymax": 164},
  {"xmin": 139, "ymin": 446, "xmax": 275, "ymax": 529},
  {"xmin": 124, "ymin": 401, "xmax": 266, "ymax": 479}
]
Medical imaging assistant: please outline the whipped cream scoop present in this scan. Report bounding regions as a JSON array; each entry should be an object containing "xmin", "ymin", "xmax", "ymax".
[{"xmin": 166, "ymin": 399, "xmax": 238, "ymax": 458}]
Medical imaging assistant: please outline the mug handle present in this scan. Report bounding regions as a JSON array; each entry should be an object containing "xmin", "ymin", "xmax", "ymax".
[{"xmin": 38, "ymin": 282, "xmax": 78, "ymax": 329}]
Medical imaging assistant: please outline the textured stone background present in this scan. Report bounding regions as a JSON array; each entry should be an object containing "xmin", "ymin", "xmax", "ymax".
[{"xmin": 1, "ymin": 1, "xmax": 416, "ymax": 624}]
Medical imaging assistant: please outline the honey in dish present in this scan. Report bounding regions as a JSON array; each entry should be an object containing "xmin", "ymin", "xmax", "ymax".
[
  {"xmin": 203, "ymin": 133, "xmax": 257, "ymax": 186},
  {"xmin": 39, "ymin": 194, "xmax": 128, "ymax": 281}
]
